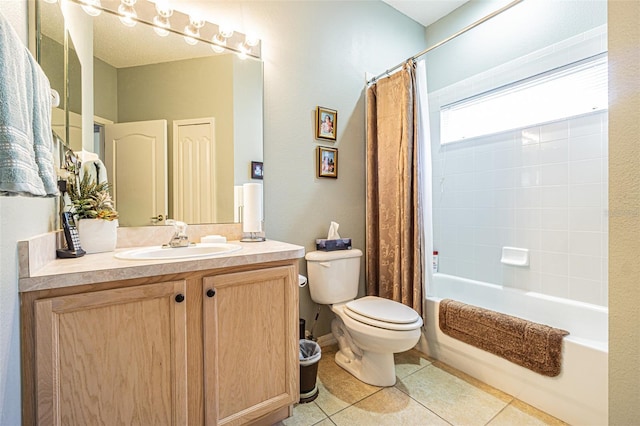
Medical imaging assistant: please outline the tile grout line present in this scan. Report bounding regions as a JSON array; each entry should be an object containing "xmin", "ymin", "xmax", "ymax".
[
  {"xmin": 292, "ymin": 350, "xmax": 562, "ymax": 426},
  {"xmin": 483, "ymin": 400, "xmax": 513, "ymax": 426},
  {"xmin": 326, "ymin": 385, "xmax": 387, "ymax": 420},
  {"xmin": 319, "ymin": 359, "xmax": 435, "ymax": 425},
  {"xmin": 393, "ymin": 365, "xmax": 454, "ymax": 426}
]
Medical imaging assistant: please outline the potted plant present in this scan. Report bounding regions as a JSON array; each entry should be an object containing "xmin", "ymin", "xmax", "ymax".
[{"xmin": 67, "ymin": 173, "xmax": 119, "ymax": 254}]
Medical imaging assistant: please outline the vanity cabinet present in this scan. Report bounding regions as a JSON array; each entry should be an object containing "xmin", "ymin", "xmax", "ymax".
[
  {"xmin": 21, "ymin": 260, "xmax": 300, "ymax": 426},
  {"xmin": 32, "ymin": 281, "xmax": 189, "ymax": 425},
  {"xmin": 203, "ymin": 266, "xmax": 298, "ymax": 425}
]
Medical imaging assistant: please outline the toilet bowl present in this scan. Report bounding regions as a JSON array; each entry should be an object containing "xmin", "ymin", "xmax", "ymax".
[
  {"xmin": 330, "ymin": 297, "xmax": 423, "ymax": 386},
  {"xmin": 305, "ymin": 249, "xmax": 423, "ymax": 387}
]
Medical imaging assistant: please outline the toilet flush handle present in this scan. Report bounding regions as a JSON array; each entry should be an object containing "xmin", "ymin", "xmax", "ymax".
[{"xmin": 319, "ymin": 262, "xmax": 331, "ymax": 268}]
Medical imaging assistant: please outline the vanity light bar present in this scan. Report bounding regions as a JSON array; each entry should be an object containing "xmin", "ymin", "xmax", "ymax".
[
  {"xmin": 78, "ymin": 0, "xmax": 103, "ymax": 17},
  {"xmin": 69, "ymin": 0, "xmax": 262, "ymax": 59},
  {"xmin": 117, "ymin": 2, "xmax": 137, "ymax": 27}
]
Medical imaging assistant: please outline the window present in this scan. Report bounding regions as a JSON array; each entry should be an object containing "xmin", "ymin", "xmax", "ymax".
[{"xmin": 440, "ymin": 54, "xmax": 608, "ymax": 144}]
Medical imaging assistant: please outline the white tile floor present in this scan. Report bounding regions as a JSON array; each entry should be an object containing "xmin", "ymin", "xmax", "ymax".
[{"xmin": 277, "ymin": 345, "xmax": 566, "ymax": 426}]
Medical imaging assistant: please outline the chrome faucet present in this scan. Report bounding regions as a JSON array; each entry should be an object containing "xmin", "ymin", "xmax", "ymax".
[{"xmin": 165, "ymin": 219, "xmax": 190, "ymax": 248}]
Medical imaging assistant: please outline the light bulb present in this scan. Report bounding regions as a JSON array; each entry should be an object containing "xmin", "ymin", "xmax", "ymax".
[
  {"xmin": 212, "ymin": 33, "xmax": 226, "ymax": 46},
  {"xmin": 244, "ymin": 34, "xmax": 259, "ymax": 47},
  {"xmin": 153, "ymin": 15, "xmax": 170, "ymax": 37},
  {"xmin": 189, "ymin": 15, "xmax": 205, "ymax": 29},
  {"xmin": 211, "ymin": 44, "xmax": 225, "ymax": 54},
  {"xmin": 118, "ymin": 4, "xmax": 137, "ymax": 27},
  {"xmin": 155, "ymin": 1, "xmax": 173, "ymax": 18},
  {"xmin": 184, "ymin": 25, "xmax": 199, "ymax": 45},
  {"xmin": 237, "ymin": 42, "xmax": 248, "ymax": 60},
  {"xmin": 219, "ymin": 25, "xmax": 234, "ymax": 39},
  {"xmin": 80, "ymin": 0, "xmax": 102, "ymax": 17},
  {"xmin": 211, "ymin": 34, "xmax": 226, "ymax": 53}
]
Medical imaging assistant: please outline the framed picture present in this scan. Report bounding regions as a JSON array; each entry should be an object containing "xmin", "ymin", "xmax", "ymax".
[
  {"xmin": 317, "ymin": 146, "xmax": 338, "ymax": 178},
  {"xmin": 251, "ymin": 161, "xmax": 263, "ymax": 179},
  {"xmin": 316, "ymin": 106, "xmax": 337, "ymax": 141}
]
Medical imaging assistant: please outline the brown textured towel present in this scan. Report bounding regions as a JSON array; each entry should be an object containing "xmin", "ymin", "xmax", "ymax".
[{"xmin": 439, "ymin": 299, "xmax": 569, "ymax": 377}]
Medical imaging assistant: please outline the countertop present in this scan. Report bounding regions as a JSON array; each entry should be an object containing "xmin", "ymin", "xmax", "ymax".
[{"xmin": 19, "ymin": 240, "xmax": 305, "ymax": 293}]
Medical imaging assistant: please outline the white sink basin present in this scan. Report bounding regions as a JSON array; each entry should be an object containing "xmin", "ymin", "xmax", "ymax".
[{"xmin": 115, "ymin": 243, "xmax": 242, "ymax": 260}]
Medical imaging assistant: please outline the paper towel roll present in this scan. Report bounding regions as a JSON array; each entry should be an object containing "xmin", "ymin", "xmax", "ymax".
[
  {"xmin": 242, "ymin": 183, "xmax": 262, "ymax": 233},
  {"xmin": 234, "ymin": 185, "xmax": 244, "ymax": 223}
]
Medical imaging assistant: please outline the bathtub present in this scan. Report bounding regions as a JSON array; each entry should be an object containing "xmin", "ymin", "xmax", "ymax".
[{"xmin": 418, "ymin": 273, "xmax": 608, "ymax": 426}]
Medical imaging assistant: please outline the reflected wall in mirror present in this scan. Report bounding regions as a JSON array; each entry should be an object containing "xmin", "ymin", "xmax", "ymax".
[
  {"xmin": 37, "ymin": 0, "xmax": 264, "ymax": 227},
  {"xmin": 39, "ymin": 0, "xmax": 82, "ymax": 151}
]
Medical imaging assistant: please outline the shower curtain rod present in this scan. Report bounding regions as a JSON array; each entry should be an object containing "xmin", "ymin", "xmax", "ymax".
[{"xmin": 367, "ymin": 0, "xmax": 524, "ymax": 85}]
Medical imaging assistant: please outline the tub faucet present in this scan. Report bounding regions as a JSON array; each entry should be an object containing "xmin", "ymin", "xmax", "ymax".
[{"xmin": 165, "ymin": 219, "xmax": 190, "ymax": 248}]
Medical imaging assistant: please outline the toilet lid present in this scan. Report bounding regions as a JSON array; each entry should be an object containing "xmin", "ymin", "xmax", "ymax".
[{"xmin": 344, "ymin": 296, "xmax": 422, "ymax": 331}]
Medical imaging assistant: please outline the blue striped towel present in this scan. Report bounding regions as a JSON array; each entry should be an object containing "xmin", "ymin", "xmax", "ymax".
[{"xmin": 0, "ymin": 11, "xmax": 58, "ymax": 197}]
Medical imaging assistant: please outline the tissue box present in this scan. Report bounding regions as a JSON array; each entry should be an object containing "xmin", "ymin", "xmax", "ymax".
[{"xmin": 316, "ymin": 238, "xmax": 352, "ymax": 251}]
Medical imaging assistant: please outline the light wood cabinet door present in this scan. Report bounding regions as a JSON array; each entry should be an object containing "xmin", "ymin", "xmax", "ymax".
[
  {"xmin": 203, "ymin": 266, "xmax": 299, "ymax": 425},
  {"xmin": 34, "ymin": 281, "xmax": 188, "ymax": 426}
]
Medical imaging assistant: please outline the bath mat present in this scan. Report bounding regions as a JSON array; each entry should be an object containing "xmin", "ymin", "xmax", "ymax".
[{"xmin": 439, "ymin": 299, "xmax": 569, "ymax": 377}]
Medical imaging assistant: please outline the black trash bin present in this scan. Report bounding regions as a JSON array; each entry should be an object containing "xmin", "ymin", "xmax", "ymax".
[{"xmin": 299, "ymin": 339, "xmax": 321, "ymax": 403}]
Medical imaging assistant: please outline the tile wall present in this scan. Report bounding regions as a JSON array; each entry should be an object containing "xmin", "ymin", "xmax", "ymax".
[{"xmin": 429, "ymin": 26, "xmax": 608, "ymax": 306}]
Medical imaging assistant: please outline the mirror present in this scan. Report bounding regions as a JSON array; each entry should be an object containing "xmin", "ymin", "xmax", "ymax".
[
  {"xmin": 39, "ymin": 0, "xmax": 82, "ymax": 150},
  {"xmin": 37, "ymin": 0, "xmax": 264, "ymax": 227}
]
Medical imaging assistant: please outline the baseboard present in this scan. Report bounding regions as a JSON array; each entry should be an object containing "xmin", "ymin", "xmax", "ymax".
[{"xmin": 316, "ymin": 333, "xmax": 337, "ymax": 348}]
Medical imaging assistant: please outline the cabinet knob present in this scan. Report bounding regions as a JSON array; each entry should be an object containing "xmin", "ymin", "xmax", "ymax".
[
  {"xmin": 175, "ymin": 293, "xmax": 185, "ymax": 303},
  {"xmin": 206, "ymin": 289, "xmax": 216, "ymax": 298}
]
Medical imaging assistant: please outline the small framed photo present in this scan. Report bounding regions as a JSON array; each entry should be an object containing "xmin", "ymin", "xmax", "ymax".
[
  {"xmin": 251, "ymin": 161, "xmax": 263, "ymax": 179},
  {"xmin": 316, "ymin": 106, "xmax": 337, "ymax": 141},
  {"xmin": 317, "ymin": 146, "xmax": 338, "ymax": 179}
]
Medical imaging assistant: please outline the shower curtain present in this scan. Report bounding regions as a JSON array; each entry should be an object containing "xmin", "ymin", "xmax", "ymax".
[{"xmin": 366, "ymin": 59, "xmax": 432, "ymax": 316}]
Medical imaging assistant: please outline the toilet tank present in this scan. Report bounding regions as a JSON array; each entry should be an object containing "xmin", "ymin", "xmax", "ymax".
[{"xmin": 305, "ymin": 249, "xmax": 363, "ymax": 304}]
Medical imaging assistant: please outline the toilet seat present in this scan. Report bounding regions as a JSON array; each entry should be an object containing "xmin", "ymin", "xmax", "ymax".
[{"xmin": 343, "ymin": 296, "xmax": 423, "ymax": 331}]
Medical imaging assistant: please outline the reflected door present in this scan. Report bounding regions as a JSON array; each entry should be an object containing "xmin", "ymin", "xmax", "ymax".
[
  {"xmin": 105, "ymin": 120, "xmax": 168, "ymax": 227},
  {"xmin": 173, "ymin": 118, "xmax": 216, "ymax": 224}
]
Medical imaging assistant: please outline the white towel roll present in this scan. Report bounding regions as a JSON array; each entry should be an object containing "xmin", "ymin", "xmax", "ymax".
[{"xmin": 242, "ymin": 183, "xmax": 262, "ymax": 233}]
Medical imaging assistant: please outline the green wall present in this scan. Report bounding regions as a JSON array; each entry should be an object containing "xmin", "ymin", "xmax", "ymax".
[
  {"xmin": 40, "ymin": 35, "xmax": 63, "ymax": 105},
  {"xmin": 40, "ymin": 35, "xmax": 81, "ymax": 115},
  {"xmin": 94, "ymin": 56, "xmax": 117, "ymax": 122},
  {"xmin": 116, "ymin": 55, "xmax": 237, "ymax": 221},
  {"xmin": 233, "ymin": 58, "xmax": 263, "ymax": 184},
  {"xmin": 425, "ymin": 0, "xmax": 607, "ymax": 92}
]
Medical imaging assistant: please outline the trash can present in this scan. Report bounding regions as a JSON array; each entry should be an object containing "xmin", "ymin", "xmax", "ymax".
[{"xmin": 299, "ymin": 339, "xmax": 321, "ymax": 403}]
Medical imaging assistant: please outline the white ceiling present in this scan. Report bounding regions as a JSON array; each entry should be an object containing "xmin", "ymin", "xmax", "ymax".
[{"xmin": 382, "ymin": 0, "xmax": 468, "ymax": 27}]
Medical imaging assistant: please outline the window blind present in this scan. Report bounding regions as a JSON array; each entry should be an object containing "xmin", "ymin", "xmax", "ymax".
[{"xmin": 440, "ymin": 54, "xmax": 608, "ymax": 145}]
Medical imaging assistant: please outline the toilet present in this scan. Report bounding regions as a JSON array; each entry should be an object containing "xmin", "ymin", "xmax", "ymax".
[{"xmin": 305, "ymin": 248, "xmax": 423, "ymax": 387}]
